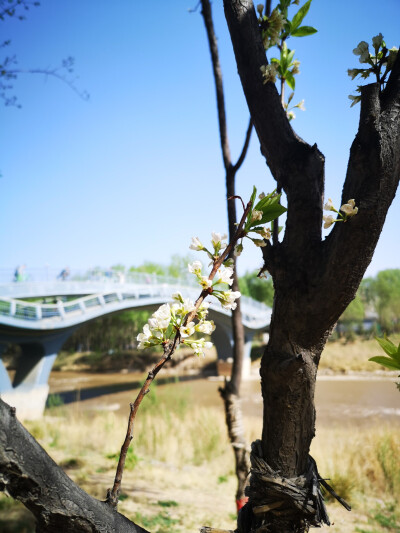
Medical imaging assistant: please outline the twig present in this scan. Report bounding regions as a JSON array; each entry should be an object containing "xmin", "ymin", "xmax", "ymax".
[{"xmin": 106, "ymin": 198, "xmax": 252, "ymax": 509}]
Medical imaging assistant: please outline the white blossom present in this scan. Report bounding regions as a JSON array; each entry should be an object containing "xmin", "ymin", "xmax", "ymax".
[
  {"xmin": 372, "ymin": 33, "xmax": 384, "ymax": 51},
  {"xmin": 260, "ymin": 63, "xmax": 279, "ymax": 84},
  {"xmin": 179, "ymin": 322, "xmax": 195, "ymax": 338},
  {"xmin": 251, "ymin": 210, "xmax": 263, "ymax": 222},
  {"xmin": 200, "ymin": 276, "xmax": 212, "ymax": 289},
  {"xmin": 196, "ymin": 320, "xmax": 216, "ymax": 334},
  {"xmin": 219, "ymin": 290, "xmax": 241, "ymax": 310},
  {"xmin": 217, "ymin": 267, "xmax": 234, "ymax": 286},
  {"xmin": 188, "ymin": 260, "xmax": 202, "ymax": 274},
  {"xmin": 324, "ymin": 198, "xmax": 336, "ymax": 212},
  {"xmin": 197, "ymin": 301, "xmax": 210, "ymax": 320},
  {"xmin": 185, "ymin": 338, "xmax": 213, "ymax": 357},
  {"xmin": 296, "ymin": 99, "xmax": 305, "ymax": 111},
  {"xmin": 153, "ymin": 303, "xmax": 172, "ymax": 329},
  {"xmin": 387, "ymin": 47, "xmax": 398, "ymax": 69},
  {"xmin": 189, "ymin": 236, "xmax": 203, "ymax": 251},
  {"xmin": 254, "ymin": 227, "xmax": 271, "ymax": 239},
  {"xmin": 353, "ymin": 41, "xmax": 370, "ymax": 63},
  {"xmin": 137, "ymin": 323, "xmax": 151, "ymax": 343},
  {"xmin": 211, "ymin": 232, "xmax": 228, "ymax": 249},
  {"xmin": 323, "ymin": 215, "xmax": 335, "ymax": 229},
  {"xmin": 252, "ymin": 238, "xmax": 267, "ymax": 247},
  {"xmin": 341, "ymin": 199, "xmax": 358, "ymax": 217}
]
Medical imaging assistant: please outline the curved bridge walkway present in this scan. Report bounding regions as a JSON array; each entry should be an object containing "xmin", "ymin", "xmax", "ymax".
[{"xmin": 0, "ymin": 271, "xmax": 270, "ymax": 419}]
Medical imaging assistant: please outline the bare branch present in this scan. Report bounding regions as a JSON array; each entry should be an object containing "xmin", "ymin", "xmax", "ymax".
[
  {"xmin": 5, "ymin": 63, "xmax": 89, "ymax": 103},
  {"xmin": 201, "ymin": 0, "xmax": 232, "ymax": 170},
  {"xmin": 106, "ymin": 199, "xmax": 253, "ymax": 508},
  {"xmin": 233, "ymin": 117, "xmax": 253, "ymax": 172}
]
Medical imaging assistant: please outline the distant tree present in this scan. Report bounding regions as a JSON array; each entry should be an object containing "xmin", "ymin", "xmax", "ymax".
[
  {"xmin": 370, "ymin": 269, "xmax": 400, "ymax": 332},
  {"xmin": 62, "ymin": 310, "xmax": 150, "ymax": 354},
  {"xmin": 0, "ymin": 0, "xmax": 88, "ymax": 107},
  {"xmin": 340, "ymin": 295, "xmax": 365, "ymax": 324},
  {"xmin": 167, "ymin": 253, "xmax": 195, "ymax": 278},
  {"xmin": 239, "ymin": 271, "xmax": 274, "ymax": 307}
]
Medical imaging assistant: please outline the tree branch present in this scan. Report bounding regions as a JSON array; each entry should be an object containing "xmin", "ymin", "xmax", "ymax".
[
  {"xmin": 223, "ymin": 0, "xmax": 325, "ymax": 258},
  {"xmin": 381, "ymin": 47, "xmax": 400, "ymax": 110},
  {"xmin": 6, "ymin": 65, "xmax": 89, "ymax": 102},
  {"xmin": 0, "ymin": 399, "xmax": 149, "ymax": 533},
  {"xmin": 313, "ymin": 81, "xmax": 400, "ymax": 342},
  {"xmin": 233, "ymin": 117, "xmax": 253, "ymax": 172},
  {"xmin": 106, "ymin": 199, "xmax": 252, "ymax": 508},
  {"xmin": 201, "ymin": 0, "xmax": 232, "ymax": 171}
]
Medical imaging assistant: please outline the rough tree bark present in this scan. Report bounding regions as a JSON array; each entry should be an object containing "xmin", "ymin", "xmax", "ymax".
[
  {"xmin": 224, "ymin": 1, "xmax": 400, "ymax": 532},
  {"xmin": 201, "ymin": 0, "xmax": 252, "ymax": 508},
  {"xmin": 0, "ymin": 399, "xmax": 149, "ymax": 533}
]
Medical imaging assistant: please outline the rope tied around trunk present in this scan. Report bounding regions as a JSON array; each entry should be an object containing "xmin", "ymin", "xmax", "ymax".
[{"xmin": 240, "ymin": 440, "xmax": 351, "ymax": 531}]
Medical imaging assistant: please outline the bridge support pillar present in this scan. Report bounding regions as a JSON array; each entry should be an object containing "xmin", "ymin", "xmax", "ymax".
[
  {"xmin": 0, "ymin": 332, "xmax": 71, "ymax": 420},
  {"xmin": 0, "ymin": 344, "xmax": 12, "ymax": 392},
  {"xmin": 211, "ymin": 323, "xmax": 254, "ymax": 380}
]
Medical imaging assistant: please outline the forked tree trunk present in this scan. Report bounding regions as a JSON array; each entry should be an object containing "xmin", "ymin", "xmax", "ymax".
[{"xmin": 224, "ymin": 1, "xmax": 400, "ymax": 531}]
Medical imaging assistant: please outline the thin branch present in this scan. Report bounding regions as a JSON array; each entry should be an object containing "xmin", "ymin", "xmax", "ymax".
[
  {"xmin": 0, "ymin": 0, "xmax": 39, "ymax": 21},
  {"xmin": 233, "ymin": 118, "xmax": 253, "ymax": 172},
  {"xmin": 106, "ymin": 199, "xmax": 252, "ymax": 509},
  {"xmin": 201, "ymin": 0, "xmax": 231, "ymax": 171},
  {"xmin": 6, "ymin": 66, "xmax": 89, "ymax": 101}
]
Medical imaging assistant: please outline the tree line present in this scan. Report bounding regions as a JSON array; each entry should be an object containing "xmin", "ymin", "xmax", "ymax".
[{"xmin": 62, "ymin": 262, "xmax": 400, "ymax": 356}]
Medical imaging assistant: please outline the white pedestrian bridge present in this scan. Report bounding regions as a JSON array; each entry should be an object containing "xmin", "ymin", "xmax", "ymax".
[{"xmin": 0, "ymin": 270, "xmax": 271, "ymax": 419}]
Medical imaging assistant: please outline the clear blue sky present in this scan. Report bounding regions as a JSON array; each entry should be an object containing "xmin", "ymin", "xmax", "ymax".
[{"xmin": 1, "ymin": 0, "xmax": 399, "ymax": 278}]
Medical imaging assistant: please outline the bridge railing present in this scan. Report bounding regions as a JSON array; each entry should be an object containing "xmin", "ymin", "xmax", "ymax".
[
  {"xmin": 0, "ymin": 286, "xmax": 269, "ymax": 327},
  {"xmin": 0, "ymin": 267, "xmax": 198, "ymax": 286}
]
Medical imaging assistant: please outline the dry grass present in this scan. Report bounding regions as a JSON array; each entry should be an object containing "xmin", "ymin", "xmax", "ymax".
[
  {"xmin": 320, "ymin": 335, "xmax": 400, "ymax": 373},
  {"xmin": 1, "ymin": 382, "xmax": 399, "ymax": 533}
]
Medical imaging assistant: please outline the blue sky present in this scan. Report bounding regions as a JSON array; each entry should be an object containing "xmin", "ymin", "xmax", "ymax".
[{"xmin": 1, "ymin": 0, "xmax": 399, "ymax": 278}]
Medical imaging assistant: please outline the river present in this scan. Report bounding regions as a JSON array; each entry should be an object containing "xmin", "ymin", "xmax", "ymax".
[{"xmin": 48, "ymin": 369, "xmax": 400, "ymax": 429}]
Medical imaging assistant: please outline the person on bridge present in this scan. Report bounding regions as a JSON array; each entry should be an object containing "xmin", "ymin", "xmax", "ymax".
[
  {"xmin": 58, "ymin": 267, "xmax": 70, "ymax": 281},
  {"xmin": 13, "ymin": 264, "xmax": 26, "ymax": 282}
]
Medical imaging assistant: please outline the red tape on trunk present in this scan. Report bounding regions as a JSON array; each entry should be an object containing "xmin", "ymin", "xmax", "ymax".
[{"xmin": 236, "ymin": 497, "xmax": 249, "ymax": 511}]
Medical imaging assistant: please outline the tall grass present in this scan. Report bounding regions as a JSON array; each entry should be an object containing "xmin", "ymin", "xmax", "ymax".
[
  {"xmin": 311, "ymin": 426, "xmax": 400, "ymax": 503},
  {"xmin": 2, "ymin": 383, "xmax": 399, "ymax": 532}
]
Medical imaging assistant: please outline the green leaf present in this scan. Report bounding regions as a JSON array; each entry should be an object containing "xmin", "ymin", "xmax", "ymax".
[
  {"xmin": 375, "ymin": 336, "xmax": 398, "ymax": 358},
  {"xmin": 249, "ymin": 186, "xmax": 257, "ymax": 209},
  {"xmin": 253, "ymin": 190, "xmax": 278, "ymax": 211},
  {"xmin": 285, "ymin": 71, "xmax": 295, "ymax": 90},
  {"xmin": 258, "ymin": 203, "xmax": 287, "ymax": 225},
  {"xmin": 291, "ymin": 25, "xmax": 317, "ymax": 37},
  {"xmin": 287, "ymin": 49, "xmax": 295, "ymax": 66},
  {"xmin": 246, "ymin": 186, "xmax": 258, "ymax": 226},
  {"xmin": 369, "ymin": 356, "xmax": 400, "ymax": 371},
  {"xmin": 290, "ymin": 0, "xmax": 312, "ymax": 32}
]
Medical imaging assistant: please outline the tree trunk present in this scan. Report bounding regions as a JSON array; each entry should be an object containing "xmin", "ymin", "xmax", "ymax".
[
  {"xmin": 200, "ymin": 0, "xmax": 253, "ymax": 509},
  {"xmin": 0, "ymin": 399, "xmax": 149, "ymax": 533},
  {"xmin": 223, "ymin": 2, "xmax": 400, "ymax": 531}
]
